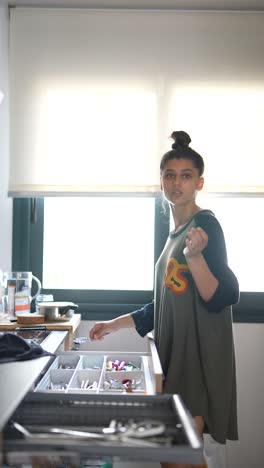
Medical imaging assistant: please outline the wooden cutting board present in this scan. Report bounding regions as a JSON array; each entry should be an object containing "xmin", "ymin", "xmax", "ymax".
[
  {"xmin": 16, "ymin": 313, "xmax": 45, "ymax": 325},
  {"xmin": 16, "ymin": 313, "xmax": 71, "ymax": 325}
]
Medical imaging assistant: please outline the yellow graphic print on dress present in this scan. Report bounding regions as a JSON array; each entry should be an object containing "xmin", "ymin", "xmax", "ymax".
[{"xmin": 164, "ymin": 258, "xmax": 189, "ymax": 294}]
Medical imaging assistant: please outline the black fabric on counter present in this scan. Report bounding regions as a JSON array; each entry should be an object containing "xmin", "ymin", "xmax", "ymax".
[{"xmin": 0, "ymin": 332, "xmax": 54, "ymax": 364}]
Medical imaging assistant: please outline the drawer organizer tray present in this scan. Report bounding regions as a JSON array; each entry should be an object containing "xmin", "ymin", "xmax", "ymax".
[{"xmin": 35, "ymin": 353, "xmax": 151, "ymax": 394}]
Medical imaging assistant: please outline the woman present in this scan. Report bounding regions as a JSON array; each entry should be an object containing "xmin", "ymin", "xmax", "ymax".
[{"xmin": 89, "ymin": 131, "xmax": 239, "ymax": 468}]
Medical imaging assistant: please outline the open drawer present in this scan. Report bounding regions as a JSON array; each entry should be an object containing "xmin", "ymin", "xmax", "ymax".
[{"xmin": 3, "ymin": 392, "xmax": 204, "ymax": 465}]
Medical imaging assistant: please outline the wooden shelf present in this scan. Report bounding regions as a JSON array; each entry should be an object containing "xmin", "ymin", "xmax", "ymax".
[{"xmin": 0, "ymin": 313, "xmax": 81, "ymax": 350}]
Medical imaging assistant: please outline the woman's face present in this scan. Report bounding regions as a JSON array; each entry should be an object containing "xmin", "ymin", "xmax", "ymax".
[{"xmin": 160, "ymin": 158, "xmax": 204, "ymax": 208}]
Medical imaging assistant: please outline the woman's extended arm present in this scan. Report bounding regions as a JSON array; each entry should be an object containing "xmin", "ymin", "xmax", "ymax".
[
  {"xmin": 89, "ymin": 302, "xmax": 154, "ymax": 341},
  {"xmin": 89, "ymin": 313, "xmax": 135, "ymax": 340}
]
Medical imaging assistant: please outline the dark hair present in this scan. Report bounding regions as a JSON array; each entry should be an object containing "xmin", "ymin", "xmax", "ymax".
[{"xmin": 160, "ymin": 131, "xmax": 204, "ymax": 176}]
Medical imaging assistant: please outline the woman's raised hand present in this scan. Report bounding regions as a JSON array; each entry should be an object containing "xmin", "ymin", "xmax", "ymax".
[{"xmin": 184, "ymin": 227, "xmax": 208, "ymax": 257}]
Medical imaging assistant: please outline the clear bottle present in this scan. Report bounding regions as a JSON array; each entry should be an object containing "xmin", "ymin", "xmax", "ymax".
[{"xmin": 0, "ymin": 269, "xmax": 7, "ymax": 316}]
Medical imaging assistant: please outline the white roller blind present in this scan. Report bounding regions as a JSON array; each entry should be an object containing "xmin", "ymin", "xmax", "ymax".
[{"xmin": 9, "ymin": 9, "xmax": 264, "ymax": 196}]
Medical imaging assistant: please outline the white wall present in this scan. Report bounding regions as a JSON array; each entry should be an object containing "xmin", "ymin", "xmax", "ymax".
[{"xmin": 0, "ymin": 4, "xmax": 12, "ymax": 272}]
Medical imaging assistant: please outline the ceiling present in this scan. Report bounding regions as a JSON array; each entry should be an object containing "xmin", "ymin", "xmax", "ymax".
[{"xmin": 6, "ymin": 1, "xmax": 264, "ymax": 11}]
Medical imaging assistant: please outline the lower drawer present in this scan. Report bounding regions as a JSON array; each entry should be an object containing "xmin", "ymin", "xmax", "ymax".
[{"xmin": 3, "ymin": 393, "xmax": 204, "ymax": 465}]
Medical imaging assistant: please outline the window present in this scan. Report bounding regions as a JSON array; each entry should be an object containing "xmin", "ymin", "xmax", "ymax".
[
  {"xmin": 43, "ymin": 197, "xmax": 155, "ymax": 291},
  {"xmin": 168, "ymin": 194, "xmax": 264, "ymax": 293},
  {"xmin": 12, "ymin": 196, "xmax": 169, "ymax": 318},
  {"xmin": 10, "ymin": 9, "xmax": 264, "ymax": 322},
  {"xmin": 198, "ymin": 194, "xmax": 264, "ymax": 293},
  {"xmin": 168, "ymin": 84, "xmax": 264, "ymax": 192},
  {"xmin": 12, "ymin": 195, "xmax": 264, "ymax": 321}
]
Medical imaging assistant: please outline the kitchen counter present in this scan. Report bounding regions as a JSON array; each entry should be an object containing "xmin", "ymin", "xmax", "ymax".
[
  {"xmin": 0, "ymin": 357, "xmax": 50, "ymax": 432},
  {"xmin": 0, "ymin": 313, "xmax": 81, "ymax": 350},
  {"xmin": 0, "ymin": 330, "xmax": 67, "ymax": 432}
]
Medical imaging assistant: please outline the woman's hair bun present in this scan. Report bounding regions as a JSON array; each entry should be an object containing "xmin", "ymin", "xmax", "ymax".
[{"xmin": 171, "ymin": 131, "xmax": 191, "ymax": 149}]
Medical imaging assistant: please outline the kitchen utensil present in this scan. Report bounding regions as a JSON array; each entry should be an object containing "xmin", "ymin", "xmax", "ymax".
[
  {"xmin": 37, "ymin": 302, "xmax": 78, "ymax": 321},
  {"xmin": 12, "ymin": 419, "xmax": 165, "ymax": 447},
  {"xmin": 15, "ymin": 326, "xmax": 47, "ymax": 332}
]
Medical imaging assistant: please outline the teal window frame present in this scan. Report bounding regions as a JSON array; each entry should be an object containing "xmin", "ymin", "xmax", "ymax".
[
  {"xmin": 12, "ymin": 197, "xmax": 264, "ymax": 322},
  {"xmin": 12, "ymin": 197, "xmax": 169, "ymax": 320}
]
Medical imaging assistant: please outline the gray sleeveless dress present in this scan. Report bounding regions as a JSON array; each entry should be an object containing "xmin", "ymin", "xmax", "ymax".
[{"xmin": 132, "ymin": 210, "xmax": 239, "ymax": 444}]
